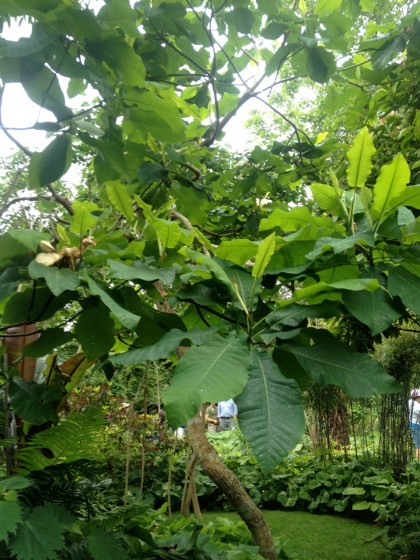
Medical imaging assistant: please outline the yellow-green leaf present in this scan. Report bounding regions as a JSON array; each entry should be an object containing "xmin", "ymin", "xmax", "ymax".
[
  {"xmin": 346, "ymin": 127, "xmax": 376, "ymax": 188},
  {"xmin": 371, "ymin": 153, "xmax": 410, "ymax": 225},
  {"xmin": 253, "ymin": 233, "xmax": 276, "ymax": 278},
  {"xmin": 215, "ymin": 239, "xmax": 257, "ymax": 265},
  {"xmin": 315, "ymin": 0, "xmax": 342, "ymax": 17},
  {"xmin": 70, "ymin": 201, "xmax": 99, "ymax": 236},
  {"xmin": 105, "ymin": 181, "xmax": 135, "ymax": 224},
  {"xmin": 310, "ymin": 182, "xmax": 347, "ymax": 219}
]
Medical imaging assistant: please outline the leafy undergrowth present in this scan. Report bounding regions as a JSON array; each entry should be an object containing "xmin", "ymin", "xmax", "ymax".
[{"xmin": 203, "ymin": 511, "xmax": 387, "ymax": 560}]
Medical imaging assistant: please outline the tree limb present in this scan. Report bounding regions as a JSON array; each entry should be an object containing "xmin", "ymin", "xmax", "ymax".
[{"xmin": 46, "ymin": 183, "xmax": 74, "ymax": 216}]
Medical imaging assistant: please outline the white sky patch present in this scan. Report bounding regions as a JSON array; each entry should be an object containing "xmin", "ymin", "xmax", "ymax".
[{"xmin": 0, "ymin": 8, "xmax": 314, "ymax": 160}]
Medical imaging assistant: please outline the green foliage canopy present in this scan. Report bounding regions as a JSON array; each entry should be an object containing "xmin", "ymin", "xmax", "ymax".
[{"xmin": 0, "ymin": 0, "xmax": 419, "ymax": 473}]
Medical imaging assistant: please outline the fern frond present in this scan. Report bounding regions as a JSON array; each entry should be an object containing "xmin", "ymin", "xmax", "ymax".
[
  {"xmin": 60, "ymin": 537, "xmax": 90, "ymax": 560},
  {"xmin": 17, "ymin": 409, "xmax": 106, "ymax": 475},
  {"xmin": 20, "ymin": 460, "xmax": 108, "ymax": 517}
]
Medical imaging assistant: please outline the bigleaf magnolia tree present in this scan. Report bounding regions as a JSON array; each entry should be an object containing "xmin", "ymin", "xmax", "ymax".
[{"xmin": 0, "ymin": 0, "xmax": 419, "ymax": 558}]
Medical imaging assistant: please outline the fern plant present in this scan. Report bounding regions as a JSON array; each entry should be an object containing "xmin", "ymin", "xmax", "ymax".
[{"xmin": 16, "ymin": 409, "xmax": 106, "ymax": 475}]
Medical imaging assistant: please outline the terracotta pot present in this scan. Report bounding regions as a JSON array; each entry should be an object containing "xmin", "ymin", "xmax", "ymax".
[{"xmin": 5, "ymin": 323, "xmax": 39, "ymax": 381}]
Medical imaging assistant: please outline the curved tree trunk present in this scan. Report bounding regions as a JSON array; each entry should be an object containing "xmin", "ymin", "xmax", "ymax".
[
  {"xmin": 180, "ymin": 452, "xmax": 201, "ymax": 518},
  {"xmin": 187, "ymin": 413, "xmax": 277, "ymax": 560}
]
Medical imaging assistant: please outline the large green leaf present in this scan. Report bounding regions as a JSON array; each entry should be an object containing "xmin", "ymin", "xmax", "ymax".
[
  {"xmin": 225, "ymin": 268, "xmax": 260, "ymax": 312},
  {"xmin": 110, "ymin": 327, "xmax": 218, "ymax": 365},
  {"xmin": 176, "ymin": 284, "xmax": 222, "ymax": 306},
  {"xmin": 225, "ymin": 7, "xmax": 255, "ymax": 33},
  {"xmin": 107, "ymin": 259, "xmax": 175, "ymax": 285},
  {"xmin": 305, "ymin": 46, "xmax": 336, "ymax": 83},
  {"xmin": 75, "ymin": 301, "xmax": 115, "ymax": 361},
  {"xmin": 124, "ymin": 90, "xmax": 185, "ymax": 143},
  {"xmin": 163, "ymin": 333, "xmax": 250, "ymax": 429},
  {"xmin": 260, "ymin": 206, "xmax": 345, "ymax": 234},
  {"xmin": 215, "ymin": 239, "xmax": 257, "ymax": 265},
  {"xmin": 389, "ymin": 185, "xmax": 420, "ymax": 212},
  {"xmin": 236, "ymin": 348, "xmax": 305, "ymax": 471},
  {"xmin": 154, "ymin": 218, "xmax": 182, "ymax": 249},
  {"xmin": 2, "ymin": 287, "xmax": 77, "ymax": 324},
  {"xmin": 105, "ymin": 181, "xmax": 135, "ymax": 225},
  {"xmin": 371, "ymin": 153, "xmax": 411, "ymax": 225},
  {"xmin": 184, "ymin": 250, "xmax": 233, "ymax": 287},
  {"xmin": 28, "ymin": 135, "xmax": 72, "ymax": 188},
  {"xmin": 0, "ymin": 267, "xmax": 22, "ymax": 301},
  {"xmin": 8, "ymin": 230, "xmax": 49, "ymax": 253},
  {"xmin": 326, "ymin": 278, "xmax": 379, "ymax": 292},
  {"xmin": 305, "ymin": 231, "xmax": 374, "ymax": 260},
  {"xmin": 265, "ymin": 240, "xmax": 315, "ymax": 274},
  {"xmin": 87, "ymin": 528, "xmax": 127, "ymax": 560},
  {"xmin": 69, "ymin": 201, "xmax": 99, "ymax": 235},
  {"xmin": 28, "ymin": 261, "xmax": 80, "ymax": 296},
  {"xmin": 0, "ymin": 501, "xmax": 22, "ymax": 541},
  {"xmin": 288, "ymin": 331, "xmax": 401, "ymax": 397},
  {"xmin": 388, "ymin": 266, "xmax": 420, "ymax": 315},
  {"xmin": 372, "ymin": 35, "xmax": 406, "ymax": 69},
  {"xmin": 346, "ymin": 127, "xmax": 376, "ymax": 188},
  {"xmin": 252, "ymin": 233, "xmax": 276, "ymax": 278},
  {"xmin": 89, "ymin": 38, "xmax": 145, "ymax": 86},
  {"xmin": 98, "ymin": 0, "xmax": 139, "ymax": 36},
  {"xmin": 317, "ymin": 264, "xmax": 361, "ymax": 284},
  {"xmin": 23, "ymin": 328, "xmax": 73, "ymax": 358},
  {"xmin": 9, "ymin": 379, "xmax": 62, "ymax": 425},
  {"xmin": 20, "ymin": 59, "xmax": 70, "ymax": 120},
  {"xmin": 87, "ymin": 277, "xmax": 140, "ymax": 330},
  {"xmin": 265, "ymin": 302, "xmax": 343, "ymax": 330},
  {"xmin": 314, "ymin": 0, "xmax": 342, "ymax": 16},
  {"xmin": 8, "ymin": 504, "xmax": 73, "ymax": 560},
  {"xmin": 342, "ymin": 289, "xmax": 402, "ymax": 335},
  {"xmin": 0, "ymin": 26, "xmax": 52, "ymax": 57},
  {"xmin": 310, "ymin": 182, "xmax": 347, "ymax": 219},
  {"xmin": 0, "ymin": 234, "xmax": 32, "ymax": 271},
  {"xmin": 0, "ymin": 476, "xmax": 33, "ymax": 491}
]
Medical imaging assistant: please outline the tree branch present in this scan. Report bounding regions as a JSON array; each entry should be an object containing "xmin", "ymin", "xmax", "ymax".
[
  {"xmin": 0, "ymin": 195, "xmax": 47, "ymax": 218},
  {"xmin": 170, "ymin": 210, "xmax": 211, "ymax": 256},
  {"xmin": 46, "ymin": 183, "xmax": 74, "ymax": 216}
]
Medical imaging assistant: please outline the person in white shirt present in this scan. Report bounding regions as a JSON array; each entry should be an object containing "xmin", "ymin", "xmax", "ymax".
[
  {"xmin": 408, "ymin": 388, "xmax": 420, "ymax": 460},
  {"xmin": 217, "ymin": 399, "xmax": 238, "ymax": 431}
]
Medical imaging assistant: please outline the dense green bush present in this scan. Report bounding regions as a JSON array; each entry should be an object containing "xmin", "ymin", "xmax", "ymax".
[
  {"xmin": 375, "ymin": 462, "xmax": 420, "ymax": 560},
  {"xmin": 3, "ymin": 416, "xmax": 420, "ymax": 559},
  {"xmin": 185, "ymin": 431, "xmax": 397, "ymax": 520},
  {"xmin": 0, "ymin": 483, "xmax": 278, "ymax": 560}
]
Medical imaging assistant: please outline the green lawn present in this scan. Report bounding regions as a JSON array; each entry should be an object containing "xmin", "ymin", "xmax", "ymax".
[{"xmin": 203, "ymin": 510, "xmax": 387, "ymax": 560}]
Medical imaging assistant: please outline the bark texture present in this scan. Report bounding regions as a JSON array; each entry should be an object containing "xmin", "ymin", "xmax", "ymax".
[
  {"xmin": 187, "ymin": 413, "xmax": 277, "ymax": 560},
  {"xmin": 180, "ymin": 452, "xmax": 201, "ymax": 517}
]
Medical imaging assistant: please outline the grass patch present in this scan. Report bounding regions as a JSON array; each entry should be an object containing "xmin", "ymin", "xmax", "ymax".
[{"xmin": 203, "ymin": 510, "xmax": 386, "ymax": 560}]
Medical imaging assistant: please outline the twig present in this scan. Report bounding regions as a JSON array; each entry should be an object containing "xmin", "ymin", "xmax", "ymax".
[
  {"xmin": 46, "ymin": 183, "xmax": 74, "ymax": 216},
  {"xmin": 170, "ymin": 210, "xmax": 211, "ymax": 256}
]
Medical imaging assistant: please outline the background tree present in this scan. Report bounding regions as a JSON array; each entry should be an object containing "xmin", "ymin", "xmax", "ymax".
[{"xmin": 375, "ymin": 331, "xmax": 420, "ymax": 469}]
